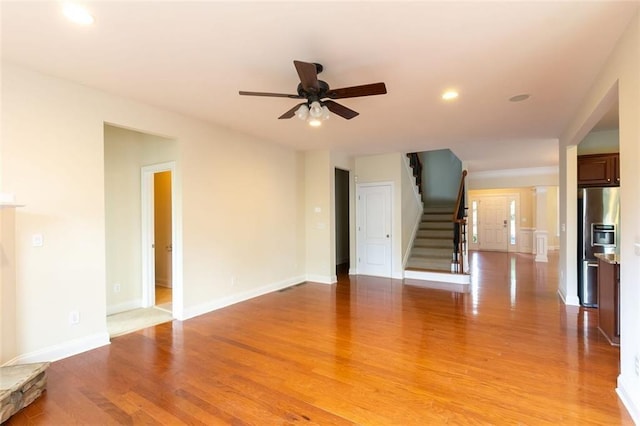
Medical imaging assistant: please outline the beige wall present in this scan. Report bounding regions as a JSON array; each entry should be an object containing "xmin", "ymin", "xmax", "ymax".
[
  {"xmin": 1, "ymin": 63, "xmax": 306, "ymax": 362},
  {"xmin": 468, "ymin": 167, "xmax": 558, "ymax": 190},
  {"xmin": 558, "ymin": 11, "xmax": 639, "ymax": 420},
  {"xmin": 578, "ymin": 129, "xmax": 619, "ymax": 155},
  {"xmin": 305, "ymin": 150, "xmax": 333, "ymax": 283},
  {"xmin": 330, "ymin": 151, "xmax": 356, "ymax": 275}
]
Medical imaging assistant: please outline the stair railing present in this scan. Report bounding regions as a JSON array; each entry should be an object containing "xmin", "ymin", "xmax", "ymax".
[
  {"xmin": 406, "ymin": 153, "xmax": 423, "ymax": 196},
  {"xmin": 452, "ymin": 170, "xmax": 468, "ymax": 274}
]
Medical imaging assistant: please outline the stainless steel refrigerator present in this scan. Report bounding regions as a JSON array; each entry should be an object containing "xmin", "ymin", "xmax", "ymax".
[{"xmin": 578, "ymin": 187, "xmax": 620, "ymax": 307}]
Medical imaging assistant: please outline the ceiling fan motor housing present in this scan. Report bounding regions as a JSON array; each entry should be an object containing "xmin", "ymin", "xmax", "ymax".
[{"xmin": 297, "ymin": 80, "xmax": 330, "ymax": 103}]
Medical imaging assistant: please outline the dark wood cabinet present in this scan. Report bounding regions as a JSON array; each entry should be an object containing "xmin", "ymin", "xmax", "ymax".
[
  {"xmin": 577, "ymin": 153, "xmax": 620, "ymax": 187},
  {"xmin": 597, "ymin": 256, "xmax": 619, "ymax": 345}
]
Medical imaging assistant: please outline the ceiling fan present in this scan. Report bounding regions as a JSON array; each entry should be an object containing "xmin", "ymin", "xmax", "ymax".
[{"xmin": 239, "ymin": 60, "xmax": 387, "ymax": 125}]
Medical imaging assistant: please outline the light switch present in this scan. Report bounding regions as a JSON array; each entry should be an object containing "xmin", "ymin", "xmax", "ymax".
[
  {"xmin": 314, "ymin": 207, "xmax": 321, "ymax": 213},
  {"xmin": 32, "ymin": 234, "xmax": 44, "ymax": 247}
]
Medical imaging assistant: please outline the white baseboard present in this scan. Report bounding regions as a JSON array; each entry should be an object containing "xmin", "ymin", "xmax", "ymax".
[
  {"xmin": 404, "ymin": 269, "xmax": 471, "ymax": 285},
  {"xmin": 181, "ymin": 275, "xmax": 307, "ymax": 321},
  {"xmin": 557, "ymin": 288, "xmax": 581, "ymax": 306},
  {"xmin": 3, "ymin": 332, "xmax": 110, "ymax": 365},
  {"xmin": 617, "ymin": 374, "xmax": 640, "ymax": 424},
  {"xmin": 106, "ymin": 299, "xmax": 143, "ymax": 315},
  {"xmin": 306, "ymin": 274, "xmax": 336, "ymax": 284}
]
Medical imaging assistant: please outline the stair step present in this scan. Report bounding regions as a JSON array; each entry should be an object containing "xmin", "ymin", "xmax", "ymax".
[
  {"xmin": 406, "ymin": 257, "xmax": 452, "ymax": 271},
  {"xmin": 411, "ymin": 246, "xmax": 452, "ymax": 256},
  {"xmin": 423, "ymin": 205, "xmax": 455, "ymax": 214},
  {"xmin": 417, "ymin": 229, "xmax": 454, "ymax": 238},
  {"xmin": 419, "ymin": 222, "xmax": 454, "ymax": 230},
  {"xmin": 422, "ymin": 213, "xmax": 453, "ymax": 222},
  {"xmin": 0, "ymin": 363, "xmax": 50, "ymax": 423},
  {"xmin": 413, "ymin": 238, "xmax": 452, "ymax": 249}
]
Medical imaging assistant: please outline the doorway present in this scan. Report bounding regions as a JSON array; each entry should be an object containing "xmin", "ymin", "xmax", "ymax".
[
  {"xmin": 141, "ymin": 162, "xmax": 176, "ymax": 313},
  {"xmin": 335, "ymin": 168, "xmax": 350, "ymax": 278},
  {"xmin": 153, "ymin": 171, "xmax": 173, "ymax": 311}
]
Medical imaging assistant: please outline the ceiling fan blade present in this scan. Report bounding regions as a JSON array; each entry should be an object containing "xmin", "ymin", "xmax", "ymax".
[
  {"xmin": 293, "ymin": 60, "xmax": 319, "ymax": 93},
  {"xmin": 324, "ymin": 100, "xmax": 359, "ymax": 120},
  {"xmin": 278, "ymin": 103, "xmax": 307, "ymax": 119},
  {"xmin": 325, "ymin": 82, "xmax": 387, "ymax": 99},
  {"xmin": 239, "ymin": 90, "xmax": 302, "ymax": 99}
]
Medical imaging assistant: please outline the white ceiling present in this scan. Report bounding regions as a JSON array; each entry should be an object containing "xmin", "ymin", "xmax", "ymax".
[{"xmin": 1, "ymin": 1, "xmax": 637, "ymax": 172}]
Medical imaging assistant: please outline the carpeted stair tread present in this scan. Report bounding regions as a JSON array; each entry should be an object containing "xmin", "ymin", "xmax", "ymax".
[{"xmin": 407, "ymin": 205, "xmax": 456, "ymax": 273}]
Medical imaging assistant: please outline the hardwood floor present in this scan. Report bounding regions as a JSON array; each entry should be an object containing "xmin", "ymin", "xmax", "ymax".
[
  {"xmin": 7, "ymin": 252, "xmax": 632, "ymax": 424},
  {"xmin": 154, "ymin": 285, "xmax": 172, "ymax": 307}
]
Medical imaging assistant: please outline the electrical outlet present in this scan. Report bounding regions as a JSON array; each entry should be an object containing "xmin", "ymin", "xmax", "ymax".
[
  {"xmin": 68, "ymin": 310, "xmax": 80, "ymax": 325},
  {"xmin": 635, "ymin": 355, "xmax": 640, "ymax": 377},
  {"xmin": 231, "ymin": 276, "xmax": 236, "ymax": 286},
  {"xmin": 114, "ymin": 283, "xmax": 121, "ymax": 293}
]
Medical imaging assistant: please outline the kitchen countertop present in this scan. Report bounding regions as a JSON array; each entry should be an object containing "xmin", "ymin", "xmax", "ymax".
[{"xmin": 594, "ymin": 253, "xmax": 620, "ymax": 264}]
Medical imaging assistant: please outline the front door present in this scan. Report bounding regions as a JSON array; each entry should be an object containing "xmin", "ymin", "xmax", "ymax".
[
  {"xmin": 479, "ymin": 196, "xmax": 509, "ymax": 251},
  {"xmin": 357, "ymin": 184, "xmax": 392, "ymax": 277}
]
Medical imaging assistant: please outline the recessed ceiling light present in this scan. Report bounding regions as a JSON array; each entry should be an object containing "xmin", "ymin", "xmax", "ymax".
[
  {"xmin": 63, "ymin": 3, "xmax": 94, "ymax": 25},
  {"xmin": 509, "ymin": 94, "xmax": 530, "ymax": 102},
  {"xmin": 442, "ymin": 90, "xmax": 459, "ymax": 101}
]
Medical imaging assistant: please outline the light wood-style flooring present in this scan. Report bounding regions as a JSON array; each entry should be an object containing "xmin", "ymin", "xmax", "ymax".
[
  {"xmin": 155, "ymin": 285, "xmax": 172, "ymax": 306},
  {"xmin": 6, "ymin": 252, "xmax": 632, "ymax": 424}
]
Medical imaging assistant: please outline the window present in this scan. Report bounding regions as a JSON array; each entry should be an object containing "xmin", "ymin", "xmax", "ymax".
[
  {"xmin": 510, "ymin": 199, "xmax": 516, "ymax": 245},
  {"xmin": 472, "ymin": 200, "xmax": 478, "ymax": 243}
]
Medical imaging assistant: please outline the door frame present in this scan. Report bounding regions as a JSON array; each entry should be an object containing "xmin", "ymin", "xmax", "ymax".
[
  {"xmin": 355, "ymin": 182, "xmax": 393, "ymax": 278},
  {"xmin": 141, "ymin": 162, "xmax": 181, "ymax": 317}
]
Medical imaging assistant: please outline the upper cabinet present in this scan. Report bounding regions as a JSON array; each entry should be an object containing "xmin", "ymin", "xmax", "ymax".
[{"xmin": 578, "ymin": 153, "xmax": 620, "ymax": 187}]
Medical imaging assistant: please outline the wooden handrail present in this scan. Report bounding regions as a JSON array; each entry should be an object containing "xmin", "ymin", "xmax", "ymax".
[
  {"xmin": 452, "ymin": 170, "xmax": 468, "ymax": 274},
  {"xmin": 452, "ymin": 170, "xmax": 468, "ymax": 222}
]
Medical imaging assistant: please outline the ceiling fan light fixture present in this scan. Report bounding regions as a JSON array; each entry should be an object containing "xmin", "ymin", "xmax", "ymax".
[
  {"xmin": 321, "ymin": 105, "xmax": 330, "ymax": 120},
  {"xmin": 309, "ymin": 101, "xmax": 323, "ymax": 118},
  {"xmin": 295, "ymin": 104, "xmax": 309, "ymax": 120}
]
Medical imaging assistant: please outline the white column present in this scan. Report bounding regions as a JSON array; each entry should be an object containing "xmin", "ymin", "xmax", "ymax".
[{"xmin": 534, "ymin": 187, "xmax": 548, "ymax": 262}]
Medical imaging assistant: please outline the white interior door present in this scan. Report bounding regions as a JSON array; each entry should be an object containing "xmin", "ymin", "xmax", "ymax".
[
  {"xmin": 357, "ymin": 184, "xmax": 392, "ymax": 277},
  {"xmin": 479, "ymin": 196, "xmax": 509, "ymax": 251}
]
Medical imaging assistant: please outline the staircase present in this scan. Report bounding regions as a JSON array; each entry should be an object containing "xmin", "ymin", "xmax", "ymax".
[
  {"xmin": 404, "ymin": 203, "xmax": 470, "ymax": 290},
  {"xmin": 406, "ymin": 205, "xmax": 455, "ymax": 272},
  {"xmin": 403, "ymin": 153, "xmax": 469, "ymax": 290}
]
